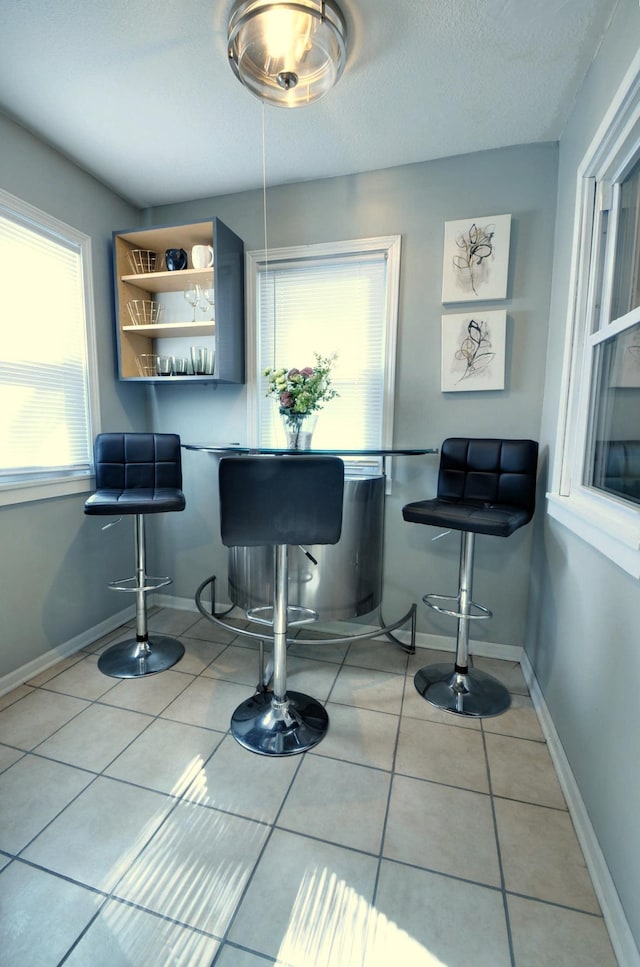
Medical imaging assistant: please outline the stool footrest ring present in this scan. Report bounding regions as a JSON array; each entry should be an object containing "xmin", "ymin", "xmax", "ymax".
[
  {"xmin": 423, "ymin": 593, "xmax": 492, "ymax": 621},
  {"xmin": 246, "ymin": 604, "xmax": 318, "ymax": 627},
  {"xmin": 109, "ymin": 575, "xmax": 172, "ymax": 593}
]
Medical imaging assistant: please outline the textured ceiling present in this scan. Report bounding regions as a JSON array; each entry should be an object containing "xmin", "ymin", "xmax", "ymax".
[{"xmin": 0, "ymin": 0, "xmax": 617, "ymax": 207}]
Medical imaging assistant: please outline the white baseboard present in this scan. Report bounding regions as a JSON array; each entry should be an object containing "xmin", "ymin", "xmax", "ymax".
[
  {"xmin": 521, "ymin": 651, "xmax": 640, "ymax": 967},
  {"xmin": 0, "ymin": 605, "xmax": 135, "ymax": 698},
  {"xmin": 158, "ymin": 593, "xmax": 522, "ymax": 661},
  {"xmin": 157, "ymin": 593, "xmax": 203, "ymax": 613}
]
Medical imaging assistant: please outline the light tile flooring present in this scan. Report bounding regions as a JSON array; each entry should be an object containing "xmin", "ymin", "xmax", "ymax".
[{"xmin": 0, "ymin": 608, "xmax": 618, "ymax": 966}]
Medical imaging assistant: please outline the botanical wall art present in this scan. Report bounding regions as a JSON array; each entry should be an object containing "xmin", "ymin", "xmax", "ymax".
[
  {"xmin": 441, "ymin": 310, "xmax": 506, "ymax": 392},
  {"xmin": 441, "ymin": 213, "xmax": 511, "ymax": 302}
]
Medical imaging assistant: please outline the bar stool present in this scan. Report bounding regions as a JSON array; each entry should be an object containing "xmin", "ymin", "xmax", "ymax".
[
  {"xmin": 84, "ymin": 432, "xmax": 186, "ymax": 678},
  {"xmin": 402, "ymin": 438, "xmax": 538, "ymax": 717},
  {"xmin": 219, "ymin": 455, "xmax": 344, "ymax": 756}
]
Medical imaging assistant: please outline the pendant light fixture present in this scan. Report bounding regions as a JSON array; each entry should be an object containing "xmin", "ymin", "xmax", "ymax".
[{"xmin": 227, "ymin": 0, "xmax": 348, "ymax": 108}]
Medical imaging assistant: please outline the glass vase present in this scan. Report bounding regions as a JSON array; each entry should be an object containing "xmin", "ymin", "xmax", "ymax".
[{"xmin": 280, "ymin": 412, "xmax": 318, "ymax": 450}]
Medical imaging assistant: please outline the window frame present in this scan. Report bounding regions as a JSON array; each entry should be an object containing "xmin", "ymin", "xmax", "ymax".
[
  {"xmin": 0, "ymin": 189, "xmax": 100, "ymax": 507},
  {"xmin": 548, "ymin": 51, "xmax": 640, "ymax": 578},
  {"xmin": 245, "ymin": 235, "xmax": 401, "ymax": 475}
]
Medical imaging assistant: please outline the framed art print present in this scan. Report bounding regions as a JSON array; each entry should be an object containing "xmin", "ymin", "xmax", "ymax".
[
  {"xmin": 441, "ymin": 310, "xmax": 506, "ymax": 392},
  {"xmin": 442, "ymin": 213, "xmax": 511, "ymax": 302}
]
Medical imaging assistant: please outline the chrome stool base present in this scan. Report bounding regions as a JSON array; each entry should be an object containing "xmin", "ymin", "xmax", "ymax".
[
  {"xmin": 414, "ymin": 662, "xmax": 510, "ymax": 718},
  {"xmin": 231, "ymin": 689, "xmax": 329, "ymax": 756},
  {"xmin": 97, "ymin": 635, "xmax": 185, "ymax": 679}
]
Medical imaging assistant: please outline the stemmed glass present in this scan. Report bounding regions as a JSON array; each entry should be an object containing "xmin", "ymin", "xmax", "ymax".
[
  {"xmin": 201, "ymin": 285, "xmax": 215, "ymax": 322},
  {"xmin": 184, "ymin": 284, "xmax": 201, "ymax": 322}
]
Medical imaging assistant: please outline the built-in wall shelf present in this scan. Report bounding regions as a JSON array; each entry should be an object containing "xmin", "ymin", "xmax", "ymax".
[
  {"xmin": 112, "ymin": 218, "xmax": 245, "ymax": 383},
  {"xmin": 122, "ymin": 322, "xmax": 215, "ymax": 338},
  {"xmin": 120, "ymin": 268, "xmax": 212, "ymax": 294}
]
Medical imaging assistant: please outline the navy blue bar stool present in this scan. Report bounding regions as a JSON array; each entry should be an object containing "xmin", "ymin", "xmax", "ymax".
[
  {"xmin": 219, "ymin": 455, "xmax": 344, "ymax": 756},
  {"xmin": 402, "ymin": 438, "xmax": 538, "ymax": 717},
  {"xmin": 84, "ymin": 433, "xmax": 186, "ymax": 678}
]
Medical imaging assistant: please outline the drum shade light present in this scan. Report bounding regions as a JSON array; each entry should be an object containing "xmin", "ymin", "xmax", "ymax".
[{"xmin": 227, "ymin": 0, "xmax": 347, "ymax": 107}]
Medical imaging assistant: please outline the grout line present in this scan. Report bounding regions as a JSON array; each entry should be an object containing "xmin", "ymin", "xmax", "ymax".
[
  {"xmin": 376, "ymin": 852, "xmax": 507, "ymax": 893},
  {"xmin": 206, "ymin": 747, "xmax": 308, "ymax": 963},
  {"xmin": 503, "ymin": 888, "xmax": 612, "ymax": 919},
  {"xmin": 371, "ymin": 663, "xmax": 408, "ymax": 907},
  {"xmin": 57, "ymin": 896, "xmax": 223, "ymax": 966},
  {"xmin": 211, "ymin": 941, "xmax": 276, "ymax": 964},
  {"xmin": 480, "ymin": 721, "xmax": 517, "ymax": 967}
]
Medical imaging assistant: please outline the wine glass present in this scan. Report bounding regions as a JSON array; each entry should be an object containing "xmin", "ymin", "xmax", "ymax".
[
  {"xmin": 184, "ymin": 284, "xmax": 201, "ymax": 322},
  {"xmin": 201, "ymin": 285, "xmax": 215, "ymax": 322}
]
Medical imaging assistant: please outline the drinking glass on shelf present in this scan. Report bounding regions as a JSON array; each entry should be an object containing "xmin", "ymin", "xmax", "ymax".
[
  {"xmin": 201, "ymin": 285, "xmax": 215, "ymax": 322},
  {"xmin": 184, "ymin": 284, "xmax": 201, "ymax": 322},
  {"xmin": 171, "ymin": 356, "xmax": 189, "ymax": 376},
  {"xmin": 190, "ymin": 345, "xmax": 213, "ymax": 375}
]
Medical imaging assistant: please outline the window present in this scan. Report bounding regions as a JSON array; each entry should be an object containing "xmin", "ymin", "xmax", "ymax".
[
  {"xmin": 549, "ymin": 54, "xmax": 640, "ymax": 576},
  {"xmin": 247, "ymin": 236, "xmax": 400, "ymax": 475},
  {"xmin": 0, "ymin": 189, "xmax": 98, "ymax": 506}
]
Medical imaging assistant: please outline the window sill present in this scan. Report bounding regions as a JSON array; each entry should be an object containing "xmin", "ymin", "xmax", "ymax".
[
  {"xmin": 546, "ymin": 489, "xmax": 640, "ymax": 579},
  {"xmin": 0, "ymin": 474, "xmax": 94, "ymax": 508}
]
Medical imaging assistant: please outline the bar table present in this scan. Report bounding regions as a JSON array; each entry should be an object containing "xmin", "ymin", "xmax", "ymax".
[{"xmin": 184, "ymin": 443, "xmax": 437, "ymax": 656}]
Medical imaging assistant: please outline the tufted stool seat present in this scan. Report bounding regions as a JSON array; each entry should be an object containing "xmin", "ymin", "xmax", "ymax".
[
  {"xmin": 84, "ymin": 433, "xmax": 186, "ymax": 678},
  {"xmin": 403, "ymin": 438, "xmax": 538, "ymax": 717}
]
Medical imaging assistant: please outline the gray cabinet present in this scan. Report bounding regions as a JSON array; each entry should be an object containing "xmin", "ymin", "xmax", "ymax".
[{"xmin": 112, "ymin": 218, "xmax": 245, "ymax": 383}]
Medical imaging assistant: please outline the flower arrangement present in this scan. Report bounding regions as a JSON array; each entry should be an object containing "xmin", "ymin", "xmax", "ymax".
[{"xmin": 264, "ymin": 352, "xmax": 338, "ymax": 418}]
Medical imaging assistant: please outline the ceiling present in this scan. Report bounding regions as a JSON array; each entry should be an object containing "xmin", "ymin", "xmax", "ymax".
[{"xmin": 0, "ymin": 0, "xmax": 617, "ymax": 209}]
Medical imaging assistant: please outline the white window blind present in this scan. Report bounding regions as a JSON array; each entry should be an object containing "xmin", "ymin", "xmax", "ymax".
[
  {"xmin": 0, "ymin": 193, "xmax": 95, "ymax": 494},
  {"xmin": 253, "ymin": 238, "xmax": 400, "ymax": 472}
]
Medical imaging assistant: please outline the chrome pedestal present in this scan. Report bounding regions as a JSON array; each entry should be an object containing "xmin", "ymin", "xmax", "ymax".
[
  {"xmin": 415, "ymin": 530, "xmax": 510, "ymax": 718},
  {"xmin": 97, "ymin": 515, "xmax": 184, "ymax": 679},
  {"xmin": 230, "ymin": 544, "xmax": 329, "ymax": 755},
  {"xmin": 231, "ymin": 690, "xmax": 329, "ymax": 756},
  {"xmin": 415, "ymin": 664, "xmax": 510, "ymax": 718},
  {"xmin": 98, "ymin": 635, "xmax": 185, "ymax": 679},
  {"xmin": 228, "ymin": 474, "xmax": 385, "ymax": 620}
]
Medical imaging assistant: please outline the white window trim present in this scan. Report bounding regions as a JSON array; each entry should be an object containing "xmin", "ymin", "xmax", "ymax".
[
  {"xmin": 0, "ymin": 473, "xmax": 96, "ymax": 507},
  {"xmin": 0, "ymin": 189, "xmax": 100, "ymax": 507},
  {"xmin": 245, "ymin": 235, "xmax": 401, "ymax": 458},
  {"xmin": 548, "ymin": 49, "xmax": 640, "ymax": 577}
]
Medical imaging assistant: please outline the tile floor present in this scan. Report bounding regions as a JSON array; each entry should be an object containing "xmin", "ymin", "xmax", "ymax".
[{"xmin": 0, "ymin": 607, "xmax": 618, "ymax": 966}]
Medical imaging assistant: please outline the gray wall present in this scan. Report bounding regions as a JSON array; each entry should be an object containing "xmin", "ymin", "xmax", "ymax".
[
  {"xmin": 149, "ymin": 142, "xmax": 558, "ymax": 650},
  {"xmin": 528, "ymin": 0, "xmax": 640, "ymax": 950},
  {"xmin": 0, "ymin": 112, "xmax": 146, "ymax": 678}
]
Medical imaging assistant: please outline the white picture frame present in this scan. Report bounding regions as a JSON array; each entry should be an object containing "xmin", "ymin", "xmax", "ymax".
[
  {"xmin": 442, "ymin": 213, "xmax": 511, "ymax": 302},
  {"xmin": 441, "ymin": 310, "xmax": 507, "ymax": 392}
]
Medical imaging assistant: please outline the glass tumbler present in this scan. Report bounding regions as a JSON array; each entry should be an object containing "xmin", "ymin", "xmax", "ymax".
[
  {"xmin": 190, "ymin": 346, "xmax": 212, "ymax": 375},
  {"xmin": 171, "ymin": 356, "xmax": 189, "ymax": 375}
]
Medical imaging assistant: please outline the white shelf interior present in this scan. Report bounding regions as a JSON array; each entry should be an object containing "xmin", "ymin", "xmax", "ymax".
[
  {"xmin": 122, "ymin": 321, "xmax": 215, "ymax": 338},
  {"xmin": 121, "ymin": 267, "xmax": 213, "ymax": 293}
]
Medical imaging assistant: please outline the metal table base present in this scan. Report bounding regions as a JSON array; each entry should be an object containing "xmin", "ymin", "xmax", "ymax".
[{"xmin": 195, "ymin": 574, "xmax": 417, "ymax": 694}]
